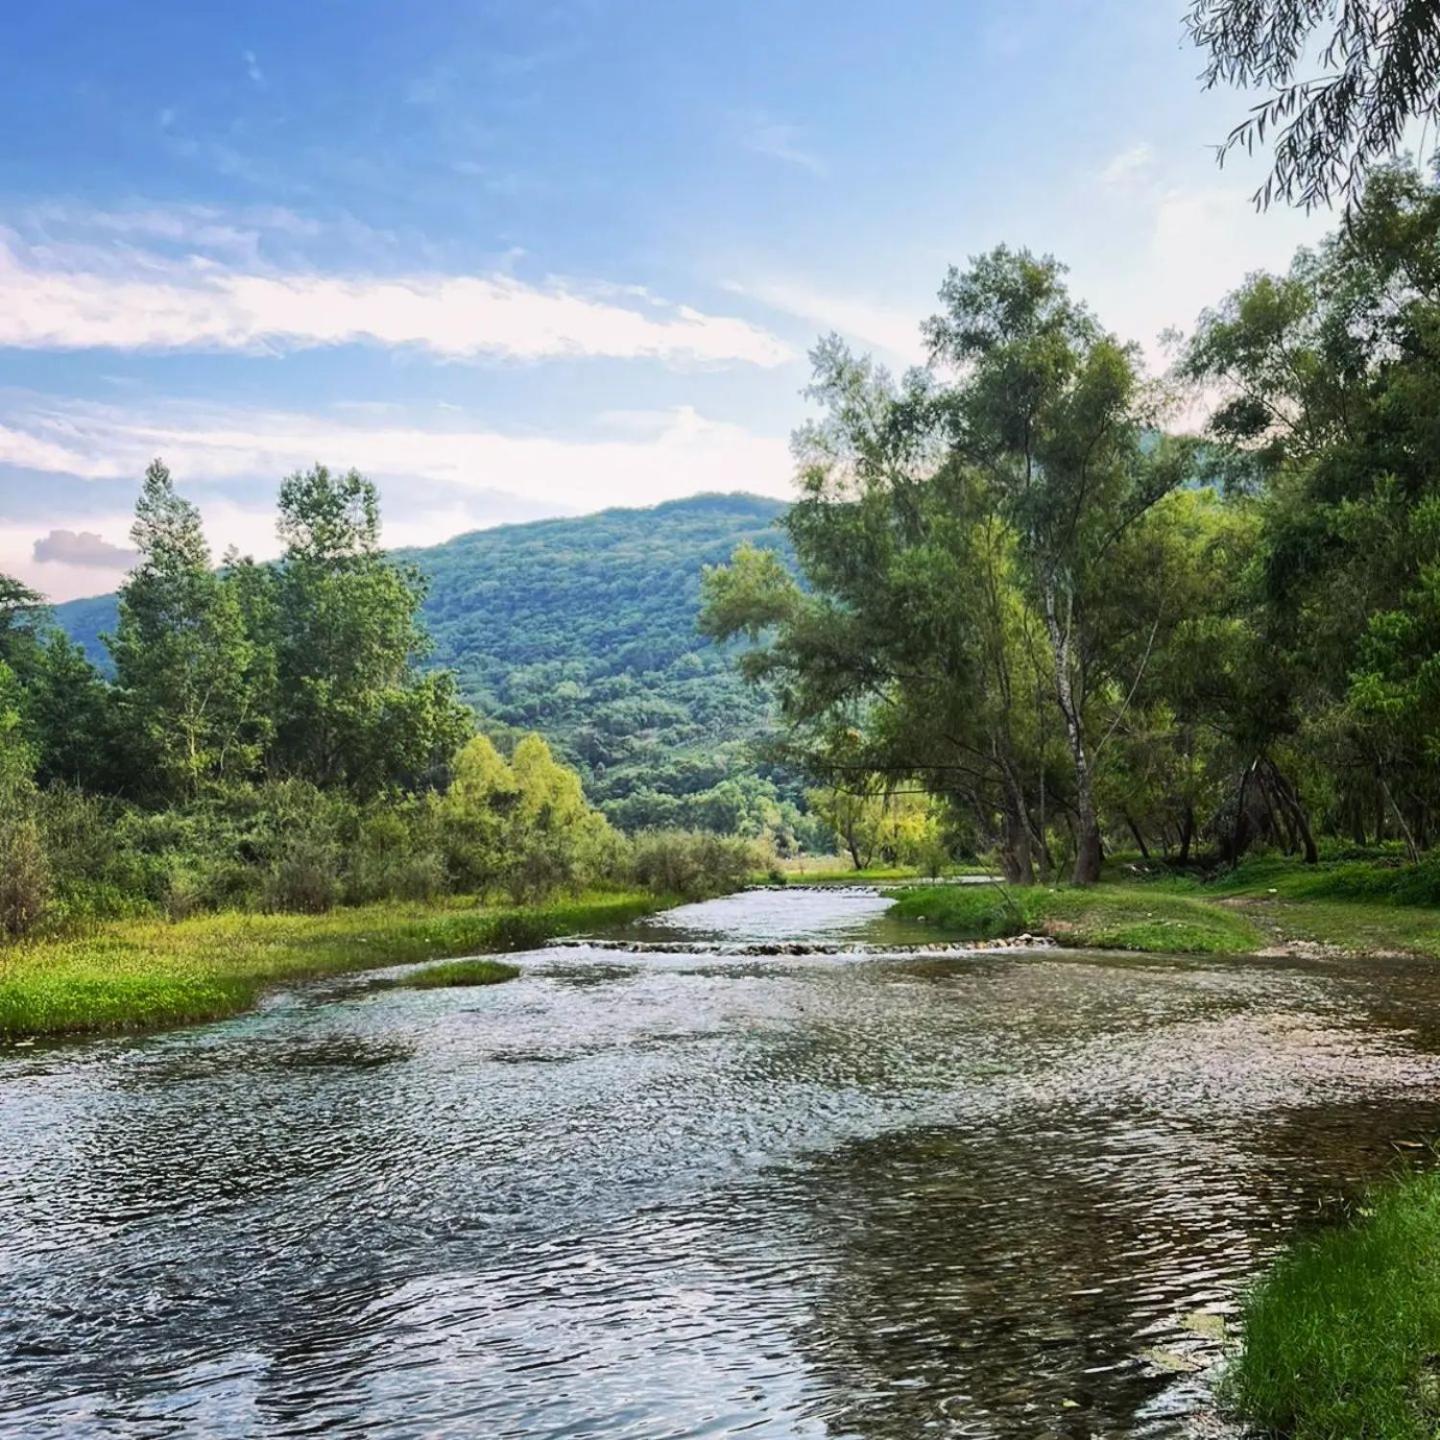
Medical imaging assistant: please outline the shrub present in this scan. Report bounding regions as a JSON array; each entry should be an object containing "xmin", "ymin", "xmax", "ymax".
[
  {"xmin": 626, "ymin": 830, "xmax": 759, "ymax": 900},
  {"xmin": 262, "ymin": 834, "xmax": 341, "ymax": 914},
  {"xmin": 0, "ymin": 811, "xmax": 49, "ymax": 938}
]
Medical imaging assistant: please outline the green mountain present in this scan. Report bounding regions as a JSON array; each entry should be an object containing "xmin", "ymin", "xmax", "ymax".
[{"xmin": 51, "ymin": 492, "xmax": 807, "ymax": 837}]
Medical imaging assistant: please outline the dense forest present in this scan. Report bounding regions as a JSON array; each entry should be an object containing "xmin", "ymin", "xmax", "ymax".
[
  {"xmin": 703, "ymin": 161, "xmax": 1440, "ymax": 886},
  {"xmin": 51, "ymin": 493, "xmax": 820, "ymax": 846},
  {"xmin": 0, "ymin": 465, "xmax": 757, "ymax": 938}
]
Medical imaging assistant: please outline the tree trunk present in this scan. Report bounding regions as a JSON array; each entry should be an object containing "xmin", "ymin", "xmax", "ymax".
[
  {"xmin": 1124, "ymin": 811, "xmax": 1151, "ymax": 860},
  {"xmin": 1042, "ymin": 592, "xmax": 1102, "ymax": 885},
  {"xmin": 999, "ymin": 789, "xmax": 1035, "ymax": 885},
  {"xmin": 1178, "ymin": 804, "xmax": 1194, "ymax": 866}
]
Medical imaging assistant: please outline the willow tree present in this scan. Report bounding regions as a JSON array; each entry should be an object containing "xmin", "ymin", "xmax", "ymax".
[
  {"xmin": 1186, "ymin": 0, "xmax": 1440, "ymax": 208},
  {"xmin": 924, "ymin": 249, "xmax": 1186, "ymax": 882},
  {"xmin": 702, "ymin": 339, "xmax": 1056, "ymax": 883}
]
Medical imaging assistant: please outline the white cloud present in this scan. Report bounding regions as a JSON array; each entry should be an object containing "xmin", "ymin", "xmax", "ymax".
[
  {"xmin": 0, "ymin": 234, "xmax": 793, "ymax": 368},
  {"xmin": 0, "ymin": 395, "xmax": 791, "ymax": 520},
  {"xmin": 0, "ymin": 396, "xmax": 794, "ymax": 597},
  {"xmin": 729, "ymin": 277, "xmax": 927, "ymax": 366},
  {"xmin": 1098, "ymin": 142, "xmax": 1155, "ymax": 187},
  {"xmin": 1081, "ymin": 181, "xmax": 1330, "ymax": 369},
  {"xmin": 242, "ymin": 49, "xmax": 265, "ymax": 86}
]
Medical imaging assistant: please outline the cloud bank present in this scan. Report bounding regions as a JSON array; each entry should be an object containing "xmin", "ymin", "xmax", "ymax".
[{"xmin": 0, "ymin": 233, "xmax": 793, "ymax": 367}]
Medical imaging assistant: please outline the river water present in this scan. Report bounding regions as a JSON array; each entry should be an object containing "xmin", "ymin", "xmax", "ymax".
[{"xmin": 4, "ymin": 887, "xmax": 1440, "ymax": 1438}]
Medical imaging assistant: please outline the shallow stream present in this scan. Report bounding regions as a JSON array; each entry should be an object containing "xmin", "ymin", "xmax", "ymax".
[{"xmin": 4, "ymin": 887, "xmax": 1440, "ymax": 1437}]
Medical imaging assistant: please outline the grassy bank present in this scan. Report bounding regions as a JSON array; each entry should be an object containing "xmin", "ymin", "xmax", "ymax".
[
  {"xmin": 0, "ymin": 891, "xmax": 665, "ymax": 1042},
  {"xmin": 891, "ymin": 853, "xmax": 1440, "ymax": 958},
  {"xmin": 889, "ymin": 881, "xmax": 1265, "ymax": 954},
  {"xmin": 1227, "ymin": 1171, "xmax": 1440, "ymax": 1440}
]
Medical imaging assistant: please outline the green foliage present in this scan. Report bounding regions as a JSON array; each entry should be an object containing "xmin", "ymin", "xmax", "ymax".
[
  {"xmin": 399, "ymin": 958, "xmax": 519, "ymax": 989},
  {"xmin": 270, "ymin": 465, "xmax": 470, "ymax": 794},
  {"xmin": 1225, "ymin": 1171, "xmax": 1440, "ymax": 1440},
  {"xmin": 109, "ymin": 460, "xmax": 261, "ymax": 802},
  {"xmin": 51, "ymin": 492, "xmax": 812, "ymax": 840},
  {"xmin": 1186, "ymin": 0, "xmax": 1440, "ymax": 209},
  {"xmin": 624, "ymin": 830, "xmax": 763, "ymax": 901}
]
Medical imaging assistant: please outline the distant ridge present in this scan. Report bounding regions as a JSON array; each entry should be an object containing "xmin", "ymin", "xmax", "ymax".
[{"xmin": 51, "ymin": 491, "xmax": 797, "ymax": 827}]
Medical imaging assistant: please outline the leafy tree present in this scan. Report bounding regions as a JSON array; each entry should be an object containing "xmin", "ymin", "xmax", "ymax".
[
  {"xmin": 108, "ymin": 460, "xmax": 261, "ymax": 802},
  {"xmin": 23, "ymin": 634, "xmax": 119, "ymax": 792},
  {"xmin": 923, "ymin": 248, "xmax": 1187, "ymax": 881},
  {"xmin": 0, "ymin": 572, "xmax": 45, "ymax": 673},
  {"xmin": 1186, "ymin": 0, "xmax": 1440, "ymax": 208},
  {"xmin": 271, "ymin": 465, "xmax": 470, "ymax": 794},
  {"xmin": 1185, "ymin": 161, "xmax": 1440, "ymax": 849},
  {"xmin": 0, "ymin": 660, "xmax": 48, "ymax": 936}
]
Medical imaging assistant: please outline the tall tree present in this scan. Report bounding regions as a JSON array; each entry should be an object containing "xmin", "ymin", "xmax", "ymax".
[
  {"xmin": 271, "ymin": 465, "xmax": 470, "ymax": 793},
  {"xmin": 108, "ymin": 460, "xmax": 260, "ymax": 802},
  {"xmin": 925, "ymin": 249, "xmax": 1185, "ymax": 882}
]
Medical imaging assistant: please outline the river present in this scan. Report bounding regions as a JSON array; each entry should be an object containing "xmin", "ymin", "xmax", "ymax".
[{"xmin": 4, "ymin": 886, "xmax": 1440, "ymax": 1438}]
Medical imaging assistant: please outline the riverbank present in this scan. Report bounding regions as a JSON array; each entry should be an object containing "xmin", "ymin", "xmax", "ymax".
[
  {"xmin": 890, "ymin": 855, "xmax": 1440, "ymax": 958},
  {"xmin": 0, "ymin": 891, "xmax": 667, "ymax": 1042},
  {"xmin": 889, "ymin": 881, "xmax": 1265, "ymax": 953},
  {"xmin": 1226, "ymin": 1169, "xmax": 1440, "ymax": 1440}
]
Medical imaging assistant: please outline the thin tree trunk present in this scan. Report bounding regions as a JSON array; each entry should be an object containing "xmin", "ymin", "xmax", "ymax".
[
  {"xmin": 1042, "ymin": 591, "xmax": 1102, "ymax": 885},
  {"xmin": 1124, "ymin": 811, "xmax": 1151, "ymax": 860},
  {"xmin": 1178, "ymin": 804, "xmax": 1194, "ymax": 866}
]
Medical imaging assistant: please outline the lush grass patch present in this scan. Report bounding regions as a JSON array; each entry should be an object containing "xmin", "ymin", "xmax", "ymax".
[
  {"xmin": 1123, "ymin": 855, "xmax": 1440, "ymax": 958},
  {"xmin": 889, "ymin": 882, "xmax": 1265, "ymax": 954},
  {"xmin": 1227, "ymin": 1171, "xmax": 1440, "ymax": 1440},
  {"xmin": 0, "ymin": 891, "xmax": 664, "ymax": 1041},
  {"xmin": 399, "ymin": 958, "xmax": 520, "ymax": 989}
]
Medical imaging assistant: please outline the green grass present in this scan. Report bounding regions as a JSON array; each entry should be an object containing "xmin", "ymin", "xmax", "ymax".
[
  {"xmin": 1227, "ymin": 1171, "xmax": 1440, "ymax": 1439},
  {"xmin": 0, "ymin": 891, "xmax": 665, "ymax": 1041},
  {"xmin": 1124, "ymin": 855, "xmax": 1440, "ymax": 958},
  {"xmin": 889, "ymin": 882, "xmax": 1266, "ymax": 954},
  {"xmin": 399, "ymin": 957, "xmax": 520, "ymax": 989}
]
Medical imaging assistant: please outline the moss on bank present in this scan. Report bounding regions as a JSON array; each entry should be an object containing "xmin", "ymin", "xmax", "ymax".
[
  {"xmin": 1226, "ymin": 1171, "xmax": 1440, "ymax": 1440},
  {"xmin": 399, "ymin": 957, "xmax": 520, "ymax": 989},
  {"xmin": 889, "ymin": 882, "xmax": 1265, "ymax": 954},
  {"xmin": 0, "ymin": 891, "xmax": 664, "ymax": 1042}
]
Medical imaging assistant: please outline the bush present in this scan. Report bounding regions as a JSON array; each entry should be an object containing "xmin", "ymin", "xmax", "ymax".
[
  {"xmin": 625, "ymin": 830, "xmax": 759, "ymax": 900},
  {"xmin": 262, "ymin": 834, "xmax": 341, "ymax": 914},
  {"xmin": 0, "ymin": 812, "xmax": 49, "ymax": 938}
]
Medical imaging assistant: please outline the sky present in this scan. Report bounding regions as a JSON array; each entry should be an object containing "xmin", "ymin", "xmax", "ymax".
[{"xmin": 1, "ymin": 0, "xmax": 1338, "ymax": 600}]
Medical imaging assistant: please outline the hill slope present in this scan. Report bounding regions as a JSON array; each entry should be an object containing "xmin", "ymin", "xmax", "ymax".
[{"xmin": 51, "ymin": 492, "xmax": 805, "ymax": 835}]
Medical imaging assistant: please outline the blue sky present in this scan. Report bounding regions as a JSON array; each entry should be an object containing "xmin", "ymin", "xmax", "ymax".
[{"xmin": 1, "ymin": 0, "xmax": 1333, "ymax": 599}]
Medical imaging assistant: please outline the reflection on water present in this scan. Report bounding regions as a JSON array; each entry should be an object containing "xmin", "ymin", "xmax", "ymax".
[{"xmin": 3, "ymin": 888, "xmax": 1440, "ymax": 1437}]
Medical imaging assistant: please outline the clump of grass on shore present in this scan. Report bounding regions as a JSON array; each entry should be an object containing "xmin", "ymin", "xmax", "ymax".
[
  {"xmin": 0, "ymin": 891, "xmax": 663, "ymax": 1042},
  {"xmin": 889, "ymin": 882, "xmax": 1264, "ymax": 954},
  {"xmin": 1227, "ymin": 1171, "xmax": 1440, "ymax": 1440},
  {"xmin": 399, "ymin": 958, "xmax": 520, "ymax": 989}
]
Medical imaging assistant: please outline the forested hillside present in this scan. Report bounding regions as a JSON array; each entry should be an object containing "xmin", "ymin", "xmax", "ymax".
[{"xmin": 53, "ymin": 492, "xmax": 810, "ymax": 841}]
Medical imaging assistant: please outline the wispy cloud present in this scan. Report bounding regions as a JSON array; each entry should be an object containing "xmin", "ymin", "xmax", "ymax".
[
  {"xmin": 729, "ymin": 277, "xmax": 926, "ymax": 365},
  {"xmin": 736, "ymin": 110, "xmax": 826, "ymax": 175},
  {"xmin": 0, "ymin": 233, "xmax": 793, "ymax": 367},
  {"xmin": 242, "ymin": 49, "xmax": 266, "ymax": 86},
  {"xmin": 1098, "ymin": 142, "xmax": 1156, "ymax": 188}
]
